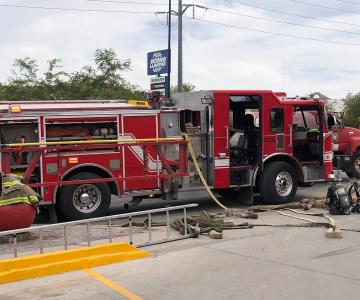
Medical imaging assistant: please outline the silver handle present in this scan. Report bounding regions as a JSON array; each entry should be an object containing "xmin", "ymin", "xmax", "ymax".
[
  {"xmin": 225, "ymin": 125, "xmax": 229, "ymax": 150},
  {"xmin": 289, "ymin": 125, "xmax": 293, "ymax": 147}
]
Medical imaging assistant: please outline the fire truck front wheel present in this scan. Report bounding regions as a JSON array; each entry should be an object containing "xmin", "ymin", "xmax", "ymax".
[
  {"xmin": 347, "ymin": 151, "xmax": 360, "ymax": 179},
  {"xmin": 57, "ymin": 172, "xmax": 111, "ymax": 220},
  {"xmin": 260, "ymin": 162, "xmax": 298, "ymax": 204}
]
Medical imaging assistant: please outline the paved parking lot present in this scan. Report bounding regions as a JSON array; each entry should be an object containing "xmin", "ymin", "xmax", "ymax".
[{"xmin": 2, "ymin": 178, "xmax": 360, "ymax": 300}]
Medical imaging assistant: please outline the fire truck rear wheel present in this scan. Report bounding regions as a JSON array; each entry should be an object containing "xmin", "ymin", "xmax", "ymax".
[
  {"xmin": 260, "ymin": 162, "xmax": 298, "ymax": 204},
  {"xmin": 348, "ymin": 151, "xmax": 360, "ymax": 179},
  {"xmin": 57, "ymin": 172, "xmax": 111, "ymax": 220}
]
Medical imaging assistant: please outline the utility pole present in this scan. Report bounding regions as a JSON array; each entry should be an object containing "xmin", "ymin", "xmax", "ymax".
[
  {"xmin": 176, "ymin": 3, "xmax": 206, "ymax": 93},
  {"xmin": 156, "ymin": 4, "xmax": 207, "ymax": 95},
  {"xmin": 166, "ymin": 0, "xmax": 172, "ymax": 100},
  {"xmin": 177, "ymin": 0, "xmax": 183, "ymax": 93}
]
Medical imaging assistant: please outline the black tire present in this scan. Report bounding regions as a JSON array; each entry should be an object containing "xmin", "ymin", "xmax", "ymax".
[
  {"xmin": 345, "ymin": 171, "xmax": 354, "ymax": 179},
  {"xmin": 349, "ymin": 151, "xmax": 360, "ymax": 179},
  {"xmin": 57, "ymin": 172, "xmax": 111, "ymax": 221},
  {"xmin": 259, "ymin": 162, "xmax": 298, "ymax": 204}
]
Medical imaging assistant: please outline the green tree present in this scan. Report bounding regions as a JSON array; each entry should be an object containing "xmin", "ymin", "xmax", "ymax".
[
  {"xmin": 10, "ymin": 57, "xmax": 39, "ymax": 85},
  {"xmin": 170, "ymin": 82, "xmax": 196, "ymax": 96},
  {"xmin": 344, "ymin": 92, "xmax": 360, "ymax": 128},
  {"xmin": 41, "ymin": 59, "xmax": 68, "ymax": 100},
  {"xmin": 95, "ymin": 48, "xmax": 131, "ymax": 87},
  {"xmin": 5, "ymin": 57, "xmax": 40, "ymax": 100},
  {"xmin": 0, "ymin": 48, "xmax": 143, "ymax": 101}
]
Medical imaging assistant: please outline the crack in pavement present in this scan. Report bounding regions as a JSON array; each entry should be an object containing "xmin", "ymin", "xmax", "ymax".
[
  {"xmin": 313, "ymin": 245, "xmax": 360, "ymax": 259},
  {"xmin": 202, "ymin": 245, "xmax": 360, "ymax": 282}
]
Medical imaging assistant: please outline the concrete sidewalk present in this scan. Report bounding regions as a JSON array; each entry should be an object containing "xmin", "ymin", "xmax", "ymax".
[{"xmin": 1, "ymin": 210, "xmax": 360, "ymax": 300}]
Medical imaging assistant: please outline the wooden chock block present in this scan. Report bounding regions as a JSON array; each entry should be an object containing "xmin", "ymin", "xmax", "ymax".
[{"xmin": 325, "ymin": 228, "xmax": 343, "ymax": 239}]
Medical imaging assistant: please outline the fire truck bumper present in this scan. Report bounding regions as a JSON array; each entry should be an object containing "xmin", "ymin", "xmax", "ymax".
[
  {"xmin": 330, "ymin": 169, "xmax": 343, "ymax": 181},
  {"xmin": 333, "ymin": 155, "xmax": 351, "ymax": 171}
]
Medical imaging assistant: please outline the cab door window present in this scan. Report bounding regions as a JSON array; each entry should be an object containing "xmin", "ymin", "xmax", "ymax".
[
  {"xmin": 293, "ymin": 106, "xmax": 322, "ymax": 163},
  {"xmin": 270, "ymin": 108, "xmax": 284, "ymax": 132}
]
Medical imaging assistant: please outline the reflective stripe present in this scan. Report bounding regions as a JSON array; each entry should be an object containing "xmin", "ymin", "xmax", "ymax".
[
  {"xmin": 2, "ymin": 181, "xmax": 22, "ymax": 188},
  {"xmin": 28, "ymin": 195, "xmax": 38, "ymax": 201},
  {"xmin": 0, "ymin": 196, "xmax": 39, "ymax": 207},
  {"xmin": 1, "ymin": 181, "xmax": 39, "ymax": 207},
  {"xmin": 323, "ymin": 151, "xmax": 334, "ymax": 161},
  {"xmin": 0, "ymin": 196, "xmax": 32, "ymax": 207},
  {"xmin": 0, "ymin": 199, "xmax": 32, "ymax": 207}
]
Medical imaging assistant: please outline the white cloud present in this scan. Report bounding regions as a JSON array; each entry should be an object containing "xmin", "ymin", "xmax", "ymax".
[{"xmin": 0, "ymin": 0, "xmax": 359, "ymax": 98}]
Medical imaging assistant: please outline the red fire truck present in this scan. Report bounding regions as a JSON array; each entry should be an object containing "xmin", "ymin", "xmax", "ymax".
[
  {"xmin": 328, "ymin": 112, "xmax": 360, "ymax": 179},
  {"xmin": 0, "ymin": 91, "xmax": 336, "ymax": 220}
]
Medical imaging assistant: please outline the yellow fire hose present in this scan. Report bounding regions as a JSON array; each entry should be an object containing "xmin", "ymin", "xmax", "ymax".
[
  {"xmin": 184, "ymin": 134, "xmax": 228, "ymax": 210},
  {"xmin": 3, "ymin": 137, "xmax": 183, "ymax": 148},
  {"xmin": 184, "ymin": 134, "xmax": 340, "ymax": 236},
  {"xmin": 3, "ymin": 134, "xmax": 228, "ymax": 209},
  {"xmin": 3, "ymin": 134, "xmax": 340, "ymax": 236}
]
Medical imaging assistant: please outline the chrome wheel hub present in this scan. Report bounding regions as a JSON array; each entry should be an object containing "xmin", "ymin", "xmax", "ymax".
[
  {"xmin": 73, "ymin": 184, "xmax": 101, "ymax": 213},
  {"xmin": 275, "ymin": 171, "xmax": 293, "ymax": 197}
]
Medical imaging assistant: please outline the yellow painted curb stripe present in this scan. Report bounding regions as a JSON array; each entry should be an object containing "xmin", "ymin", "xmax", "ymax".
[
  {"xmin": 0, "ymin": 242, "xmax": 149, "ymax": 284},
  {"xmin": 84, "ymin": 268, "xmax": 144, "ymax": 300}
]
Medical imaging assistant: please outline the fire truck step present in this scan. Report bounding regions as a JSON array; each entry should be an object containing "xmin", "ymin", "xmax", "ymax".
[{"xmin": 124, "ymin": 189, "xmax": 161, "ymax": 197}]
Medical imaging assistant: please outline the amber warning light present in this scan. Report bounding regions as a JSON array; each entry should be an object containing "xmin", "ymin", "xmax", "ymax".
[
  {"xmin": 9, "ymin": 105, "xmax": 21, "ymax": 113},
  {"xmin": 68, "ymin": 157, "xmax": 79, "ymax": 164}
]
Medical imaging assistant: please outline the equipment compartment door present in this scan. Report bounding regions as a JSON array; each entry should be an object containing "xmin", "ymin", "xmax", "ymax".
[
  {"xmin": 213, "ymin": 93, "xmax": 230, "ymax": 188},
  {"xmin": 122, "ymin": 114, "xmax": 160, "ymax": 191}
]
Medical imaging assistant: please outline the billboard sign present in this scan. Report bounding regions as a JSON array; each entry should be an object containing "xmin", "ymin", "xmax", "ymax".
[
  {"xmin": 147, "ymin": 49, "xmax": 170, "ymax": 75},
  {"xmin": 150, "ymin": 76, "xmax": 167, "ymax": 91}
]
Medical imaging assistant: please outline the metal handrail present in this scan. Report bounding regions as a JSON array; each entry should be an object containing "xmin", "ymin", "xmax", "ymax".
[{"xmin": 0, "ymin": 203, "xmax": 198, "ymax": 258}]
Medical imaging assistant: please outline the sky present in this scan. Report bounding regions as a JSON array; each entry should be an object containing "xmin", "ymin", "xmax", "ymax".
[{"xmin": 0, "ymin": 0, "xmax": 360, "ymax": 99}]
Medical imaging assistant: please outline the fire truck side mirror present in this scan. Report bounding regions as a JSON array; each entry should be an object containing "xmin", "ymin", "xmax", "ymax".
[{"xmin": 327, "ymin": 114, "xmax": 335, "ymax": 129}]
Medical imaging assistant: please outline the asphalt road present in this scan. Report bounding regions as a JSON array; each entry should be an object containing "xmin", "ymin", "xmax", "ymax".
[
  {"xmin": 2, "ymin": 182, "xmax": 360, "ymax": 300},
  {"xmin": 107, "ymin": 177, "xmax": 345, "ymax": 217},
  {"xmin": 2, "ymin": 174, "xmax": 359, "ymax": 300}
]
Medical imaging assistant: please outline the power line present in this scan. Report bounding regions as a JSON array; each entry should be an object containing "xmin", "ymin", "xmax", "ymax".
[
  {"xmin": 3, "ymin": 1, "xmax": 360, "ymax": 45},
  {"xmin": 86, "ymin": 0, "xmax": 170, "ymax": 6},
  {"xmin": 185, "ymin": 16, "xmax": 360, "ymax": 46},
  {"xmin": 154, "ymin": 12, "xmax": 168, "ymax": 25},
  {"xmin": 288, "ymin": 0, "xmax": 360, "ymax": 15},
  {"xmin": 208, "ymin": 7, "xmax": 360, "ymax": 35},
  {"xmin": 0, "ymin": 3, "xmax": 155, "ymax": 14},
  {"xmin": 333, "ymin": 0, "xmax": 360, "ymax": 5},
  {"xmin": 224, "ymin": 0, "xmax": 360, "ymax": 27}
]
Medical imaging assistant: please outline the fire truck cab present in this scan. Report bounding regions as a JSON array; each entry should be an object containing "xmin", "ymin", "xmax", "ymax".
[{"xmin": 175, "ymin": 90, "xmax": 335, "ymax": 204}]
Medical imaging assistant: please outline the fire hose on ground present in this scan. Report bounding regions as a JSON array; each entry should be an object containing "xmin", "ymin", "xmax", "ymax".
[
  {"xmin": 0, "ymin": 135, "xmax": 348, "ymax": 238},
  {"xmin": 183, "ymin": 133, "xmax": 342, "ymax": 239}
]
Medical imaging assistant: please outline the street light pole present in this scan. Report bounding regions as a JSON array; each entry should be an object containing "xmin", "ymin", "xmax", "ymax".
[{"xmin": 177, "ymin": 0, "xmax": 183, "ymax": 93}]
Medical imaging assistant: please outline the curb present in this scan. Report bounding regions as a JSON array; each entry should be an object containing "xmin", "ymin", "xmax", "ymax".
[{"xmin": 0, "ymin": 242, "xmax": 149, "ymax": 284}]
